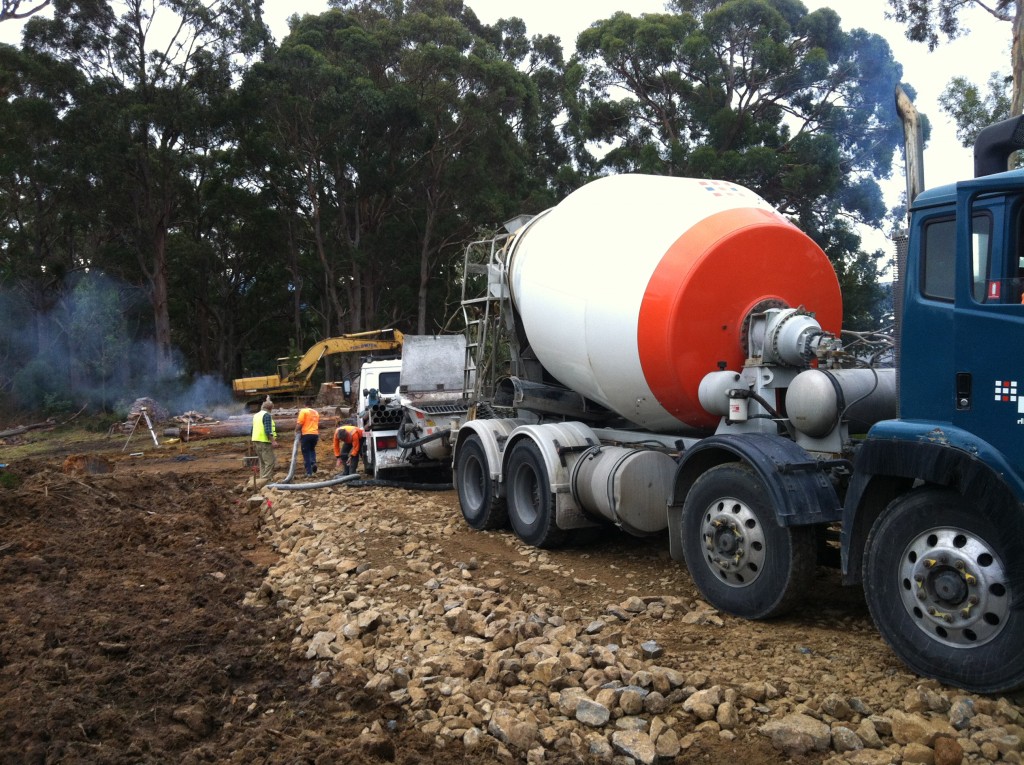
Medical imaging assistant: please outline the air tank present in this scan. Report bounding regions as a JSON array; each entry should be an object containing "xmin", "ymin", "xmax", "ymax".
[
  {"xmin": 786, "ymin": 368, "xmax": 897, "ymax": 438},
  {"xmin": 506, "ymin": 174, "xmax": 843, "ymax": 432}
]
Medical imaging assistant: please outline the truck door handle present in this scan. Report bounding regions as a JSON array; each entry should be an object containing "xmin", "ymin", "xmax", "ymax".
[{"xmin": 956, "ymin": 372, "xmax": 972, "ymax": 410}]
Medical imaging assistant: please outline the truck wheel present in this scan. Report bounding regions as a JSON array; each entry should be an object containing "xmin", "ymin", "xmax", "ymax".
[
  {"xmin": 863, "ymin": 488, "xmax": 1024, "ymax": 693},
  {"xmin": 506, "ymin": 439, "xmax": 565, "ymax": 548},
  {"xmin": 455, "ymin": 434, "xmax": 507, "ymax": 530},
  {"xmin": 680, "ymin": 462, "xmax": 815, "ymax": 619}
]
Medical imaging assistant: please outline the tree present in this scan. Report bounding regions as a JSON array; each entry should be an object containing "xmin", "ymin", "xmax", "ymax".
[
  {"xmin": 242, "ymin": 0, "xmax": 564, "ymax": 343},
  {"xmin": 569, "ymin": 1, "xmax": 906, "ymax": 327},
  {"xmin": 887, "ymin": 0, "xmax": 1023, "ymax": 116},
  {"xmin": 0, "ymin": 43, "xmax": 101, "ymax": 359},
  {"xmin": 389, "ymin": 2, "xmax": 559, "ymax": 333},
  {"xmin": 22, "ymin": 0, "xmax": 270, "ymax": 376},
  {"xmin": 1, "ymin": 0, "xmax": 49, "ymax": 23},
  {"xmin": 939, "ymin": 72, "xmax": 1012, "ymax": 146},
  {"xmin": 241, "ymin": 9, "xmax": 408, "ymax": 342}
]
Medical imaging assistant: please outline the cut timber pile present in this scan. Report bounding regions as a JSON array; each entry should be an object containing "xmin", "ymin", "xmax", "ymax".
[{"xmin": 110, "ymin": 398, "xmax": 170, "ymax": 435}]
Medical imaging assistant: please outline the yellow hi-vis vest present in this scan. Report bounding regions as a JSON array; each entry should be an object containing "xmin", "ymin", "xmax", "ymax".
[{"xmin": 252, "ymin": 411, "xmax": 276, "ymax": 442}]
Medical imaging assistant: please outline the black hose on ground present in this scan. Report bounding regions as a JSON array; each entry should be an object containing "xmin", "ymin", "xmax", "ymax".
[
  {"xmin": 344, "ymin": 478, "xmax": 453, "ymax": 491},
  {"xmin": 266, "ymin": 428, "xmax": 451, "ymax": 491}
]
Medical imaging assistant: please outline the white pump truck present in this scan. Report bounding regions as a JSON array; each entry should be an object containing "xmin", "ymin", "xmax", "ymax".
[
  {"xmin": 356, "ymin": 335, "xmax": 467, "ymax": 479},
  {"xmin": 449, "ymin": 108, "xmax": 1024, "ymax": 694}
]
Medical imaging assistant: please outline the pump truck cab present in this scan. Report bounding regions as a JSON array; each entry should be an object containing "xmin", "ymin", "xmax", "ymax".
[
  {"xmin": 450, "ymin": 114, "xmax": 1024, "ymax": 694},
  {"xmin": 356, "ymin": 335, "xmax": 467, "ymax": 479}
]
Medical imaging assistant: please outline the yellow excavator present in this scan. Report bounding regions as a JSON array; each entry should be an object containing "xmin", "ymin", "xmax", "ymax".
[{"xmin": 231, "ymin": 328, "xmax": 404, "ymax": 409}]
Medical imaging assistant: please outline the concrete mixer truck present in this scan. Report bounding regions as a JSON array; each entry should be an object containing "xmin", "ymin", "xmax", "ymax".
[{"xmin": 450, "ymin": 117, "xmax": 1024, "ymax": 694}]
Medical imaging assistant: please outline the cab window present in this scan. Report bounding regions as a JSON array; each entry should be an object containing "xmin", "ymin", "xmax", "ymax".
[
  {"xmin": 970, "ymin": 215, "xmax": 992, "ymax": 302},
  {"xmin": 920, "ymin": 213, "xmax": 993, "ymax": 302},
  {"xmin": 921, "ymin": 217, "xmax": 954, "ymax": 301}
]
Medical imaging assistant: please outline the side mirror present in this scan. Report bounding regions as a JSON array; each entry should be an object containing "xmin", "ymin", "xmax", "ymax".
[{"xmin": 343, "ymin": 380, "xmax": 351, "ymax": 397}]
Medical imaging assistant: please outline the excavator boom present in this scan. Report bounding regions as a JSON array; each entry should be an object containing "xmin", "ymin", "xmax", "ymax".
[{"xmin": 231, "ymin": 329, "xmax": 404, "ymax": 405}]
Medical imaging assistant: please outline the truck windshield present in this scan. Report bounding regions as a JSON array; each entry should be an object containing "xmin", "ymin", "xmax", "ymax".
[{"xmin": 378, "ymin": 371, "xmax": 400, "ymax": 394}]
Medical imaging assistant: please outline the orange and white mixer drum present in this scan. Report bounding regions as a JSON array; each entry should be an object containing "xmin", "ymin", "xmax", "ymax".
[{"xmin": 506, "ymin": 174, "xmax": 843, "ymax": 432}]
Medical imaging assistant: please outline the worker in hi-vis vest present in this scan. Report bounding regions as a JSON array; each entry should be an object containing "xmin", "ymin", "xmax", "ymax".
[
  {"xmin": 250, "ymin": 399, "xmax": 278, "ymax": 479},
  {"xmin": 296, "ymin": 406, "xmax": 320, "ymax": 476}
]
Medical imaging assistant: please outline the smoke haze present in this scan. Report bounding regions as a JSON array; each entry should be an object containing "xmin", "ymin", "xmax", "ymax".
[{"xmin": 0, "ymin": 271, "xmax": 236, "ymax": 419}]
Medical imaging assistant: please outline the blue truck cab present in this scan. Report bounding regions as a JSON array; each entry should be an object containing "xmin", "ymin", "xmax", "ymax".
[{"xmin": 841, "ymin": 117, "xmax": 1024, "ymax": 693}]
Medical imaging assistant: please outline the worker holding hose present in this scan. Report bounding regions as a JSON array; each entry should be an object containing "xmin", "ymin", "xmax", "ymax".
[{"xmin": 333, "ymin": 419, "xmax": 363, "ymax": 475}]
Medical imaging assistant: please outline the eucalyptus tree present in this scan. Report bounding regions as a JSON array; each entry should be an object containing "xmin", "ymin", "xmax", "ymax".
[
  {"xmin": 939, "ymin": 73, "xmax": 1011, "ymax": 146},
  {"xmin": 390, "ymin": 2, "xmax": 564, "ymax": 333},
  {"xmin": 240, "ymin": 9, "xmax": 400, "ymax": 341},
  {"xmin": 21, "ymin": 0, "xmax": 270, "ymax": 375},
  {"xmin": 165, "ymin": 139, "xmax": 295, "ymax": 381},
  {"xmin": 887, "ymin": 0, "xmax": 1020, "ymax": 159},
  {"xmin": 0, "ymin": 0, "xmax": 49, "ymax": 22},
  {"xmin": 888, "ymin": 0, "xmax": 1022, "ymax": 116},
  {"xmin": 0, "ymin": 41, "xmax": 105, "ymax": 377},
  {"xmin": 569, "ymin": 0, "xmax": 906, "ymax": 327},
  {"xmin": 0, "ymin": 44, "xmax": 80, "ymax": 290},
  {"xmin": 244, "ymin": 0, "xmax": 567, "ymax": 339}
]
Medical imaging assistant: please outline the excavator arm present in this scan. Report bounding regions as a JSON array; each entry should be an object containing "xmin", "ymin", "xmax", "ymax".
[
  {"xmin": 232, "ymin": 329, "xmax": 404, "ymax": 403},
  {"xmin": 283, "ymin": 329, "xmax": 405, "ymax": 387}
]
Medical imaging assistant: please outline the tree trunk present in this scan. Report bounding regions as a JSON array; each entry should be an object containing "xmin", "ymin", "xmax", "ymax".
[
  {"xmin": 151, "ymin": 224, "xmax": 174, "ymax": 378},
  {"xmin": 417, "ymin": 204, "xmax": 436, "ymax": 335},
  {"xmin": 286, "ymin": 218, "xmax": 304, "ymax": 350}
]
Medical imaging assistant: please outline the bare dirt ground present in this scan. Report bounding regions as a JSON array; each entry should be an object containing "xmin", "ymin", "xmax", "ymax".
[
  {"xmin": 0, "ymin": 429, "xmax": 1018, "ymax": 764},
  {"xmin": 1, "ymin": 436, "xmax": 457, "ymax": 765}
]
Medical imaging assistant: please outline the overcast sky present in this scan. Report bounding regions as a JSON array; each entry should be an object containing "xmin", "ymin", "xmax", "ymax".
[{"xmin": 0, "ymin": 0, "xmax": 1011, "ymax": 200}]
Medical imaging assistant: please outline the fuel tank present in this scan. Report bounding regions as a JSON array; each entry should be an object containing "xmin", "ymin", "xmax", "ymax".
[{"xmin": 506, "ymin": 174, "xmax": 843, "ymax": 432}]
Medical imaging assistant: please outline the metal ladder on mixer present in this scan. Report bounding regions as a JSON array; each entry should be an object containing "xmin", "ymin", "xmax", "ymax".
[{"xmin": 459, "ymin": 232, "xmax": 512, "ymax": 410}]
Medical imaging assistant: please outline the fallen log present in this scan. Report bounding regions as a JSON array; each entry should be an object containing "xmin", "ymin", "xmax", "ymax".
[
  {"xmin": 172, "ymin": 415, "xmax": 343, "ymax": 442},
  {"xmin": 0, "ymin": 420, "xmax": 55, "ymax": 438},
  {"xmin": 0, "ymin": 404, "xmax": 87, "ymax": 439}
]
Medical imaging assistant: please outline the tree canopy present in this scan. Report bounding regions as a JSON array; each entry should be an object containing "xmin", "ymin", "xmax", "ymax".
[
  {"xmin": 0, "ymin": 0, "xmax": 908, "ymax": 413},
  {"xmin": 0, "ymin": 0, "xmax": 49, "ymax": 23},
  {"xmin": 888, "ymin": 0, "xmax": 1022, "ymax": 142},
  {"xmin": 570, "ymin": 0, "xmax": 905, "ymax": 323}
]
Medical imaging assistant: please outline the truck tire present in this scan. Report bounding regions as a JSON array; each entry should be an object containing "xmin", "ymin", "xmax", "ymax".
[
  {"xmin": 505, "ymin": 439, "xmax": 565, "ymax": 548},
  {"xmin": 680, "ymin": 462, "xmax": 815, "ymax": 619},
  {"xmin": 455, "ymin": 434, "xmax": 507, "ymax": 530},
  {"xmin": 863, "ymin": 488, "xmax": 1024, "ymax": 693}
]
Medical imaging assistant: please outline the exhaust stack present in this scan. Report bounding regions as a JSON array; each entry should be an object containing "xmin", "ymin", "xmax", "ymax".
[{"xmin": 974, "ymin": 115, "xmax": 1024, "ymax": 177}]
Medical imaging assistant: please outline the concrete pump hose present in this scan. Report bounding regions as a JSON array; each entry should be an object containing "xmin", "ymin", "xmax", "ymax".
[
  {"xmin": 267, "ymin": 473, "xmax": 362, "ymax": 491},
  {"xmin": 275, "ymin": 430, "xmax": 301, "ymax": 485},
  {"xmin": 344, "ymin": 478, "xmax": 453, "ymax": 491},
  {"xmin": 395, "ymin": 428, "xmax": 452, "ymax": 449}
]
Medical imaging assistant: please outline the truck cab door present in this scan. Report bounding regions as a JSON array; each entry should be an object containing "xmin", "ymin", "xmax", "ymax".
[
  {"xmin": 951, "ymin": 180, "xmax": 1024, "ymax": 473},
  {"xmin": 899, "ymin": 208, "xmax": 960, "ymax": 424}
]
